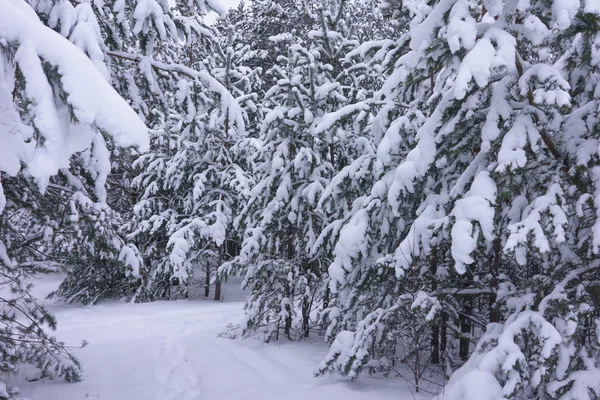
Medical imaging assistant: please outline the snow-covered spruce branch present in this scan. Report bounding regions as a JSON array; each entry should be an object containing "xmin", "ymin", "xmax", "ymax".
[
  {"xmin": 106, "ymin": 50, "xmax": 245, "ymax": 132},
  {"xmin": 538, "ymin": 262, "xmax": 600, "ymax": 316}
]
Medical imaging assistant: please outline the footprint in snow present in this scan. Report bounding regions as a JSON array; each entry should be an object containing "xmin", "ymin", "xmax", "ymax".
[{"xmin": 153, "ymin": 337, "xmax": 202, "ymax": 400}]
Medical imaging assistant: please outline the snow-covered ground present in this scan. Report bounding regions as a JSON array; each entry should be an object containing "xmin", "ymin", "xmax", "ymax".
[{"xmin": 12, "ymin": 275, "xmax": 425, "ymax": 400}]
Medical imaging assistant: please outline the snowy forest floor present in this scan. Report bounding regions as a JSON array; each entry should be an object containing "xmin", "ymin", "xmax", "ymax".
[{"xmin": 9, "ymin": 275, "xmax": 429, "ymax": 400}]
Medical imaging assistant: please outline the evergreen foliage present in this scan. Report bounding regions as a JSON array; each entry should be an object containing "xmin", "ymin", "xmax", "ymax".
[
  {"xmin": 4, "ymin": 0, "xmax": 600, "ymax": 397},
  {"xmin": 0, "ymin": 0, "xmax": 148, "ymax": 393}
]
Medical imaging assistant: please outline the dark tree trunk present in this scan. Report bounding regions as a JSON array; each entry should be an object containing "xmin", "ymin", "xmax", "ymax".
[
  {"xmin": 440, "ymin": 311, "xmax": 448, "ymax": 356},
  {"xmin": 489, "ymin": 238, "xmax": 501, "ymax": 323},
  {"xmin": 302, "ymin": 298, "xmax": 310, "ymax": 338},
  {"xmin": 459, "ymin": 298, "xmax": 473, "ymax": 361},
  {"xmin": 214, "ymin": 281, "xmax": 221, "ymax": 301},
  {"xmin": 204, "ymin": 267, "xmax": 210, "ymax": 298},
  {"xmin": 284, "ymin": 305, "xmax": 292, "ymax": 339},
  {"xmin": 429, "ymin": 246, "xmax": 440, "ymax": 364},
  {"xmin": 214, "ymin": 246, "xmax": 223, "ymax": 301},
  {"xmin": 323, "ymin": 285, "xmax": 330, "ymax": 310}
]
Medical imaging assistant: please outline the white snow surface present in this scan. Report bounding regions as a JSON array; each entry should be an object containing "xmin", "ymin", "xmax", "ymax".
[{"xmin": 14, "ymin": 275, "xmax": 422, "ymax": 400}]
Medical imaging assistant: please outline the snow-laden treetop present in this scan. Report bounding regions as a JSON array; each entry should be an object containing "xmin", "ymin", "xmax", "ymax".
[{"xmin": 0, "ymin": 0, "xmax": 148, "ymax": 209}]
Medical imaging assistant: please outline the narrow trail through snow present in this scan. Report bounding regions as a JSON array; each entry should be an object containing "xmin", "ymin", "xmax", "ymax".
[{"xmin": 14, "ymin": 275, "xmax": 420, "ymax": 400}]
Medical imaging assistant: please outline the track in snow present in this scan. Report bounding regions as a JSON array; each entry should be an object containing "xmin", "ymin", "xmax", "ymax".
[
  {"xmin": 154, "ymin": 338, "xmax": 201, "ymax": 400},
  {"xmin": 14, "ymin": 275, "xmax": 421, "ymax": 400}
]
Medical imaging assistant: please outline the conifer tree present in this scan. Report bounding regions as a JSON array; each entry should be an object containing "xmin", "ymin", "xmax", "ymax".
[
  {"xmin": 123, "ymin": 12, "xmax": 253, "ymax": 301},
  {"xmin": 318, "ymin": 0, "xmax": 600, "ymax": 398},
  {"xmin": 40, "ymin": 0, "xmax": 244, "ymax": 302},
  {"xmin": 0, "ymin": 0, "xmax": 147, "ymax": 393},
  {"xmin": 222, "ymin": 1, "xmax": 367, "ymax": 340}
]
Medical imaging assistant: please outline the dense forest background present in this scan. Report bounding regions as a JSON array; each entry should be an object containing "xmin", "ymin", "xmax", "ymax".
[{"xmin": 2, "ymin": 0, "xmax": 600, "ymax": 398}]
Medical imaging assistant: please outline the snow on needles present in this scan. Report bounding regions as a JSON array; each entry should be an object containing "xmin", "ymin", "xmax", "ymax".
[{"xmin": 0, "ymin": 0, "xmax": 148, "ymax": 182}]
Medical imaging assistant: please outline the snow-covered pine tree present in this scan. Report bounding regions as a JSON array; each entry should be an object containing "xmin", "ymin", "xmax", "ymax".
[
  {"xmin": 126, "ymin": 81, "xmax": 247, "ymax": 301},
  {"xmin": 314, "ymin": 0, "xmax": 447, "ymax": 385},
  {"xmin": 0, "ymin": 0, "xmax": 147, "ymax": 392},
  {"xmin": 146, "ymin": 64, "xmax": 252, "ymax": 301},
  {"xmin": 123, "ymin": 11, "xmax": 253, "ymax": 301},
  {"xmin": 229, "ymin": 0, "xmax": 315, "ymax": 97},
  {"xmin": 221, "ymin": 3, "xmax": 366, "ymax": 339},
  {"xmin": 309, "ymin": 0, "xmax": 400, "ymax": 248},
  {"xmin": 32, "ymin": 0, "xmax": 178, "ymax": 303},
  {"xmin": 438, "ymin": 1, "xmax": 600, "ymax": 399},
  {"xmin": 38, "ymin": 0, "xmax": 239, "ymax": 303},
  {"xmin": 185, "ymin": 18, "xmax": 262, "ymax": 300},
  {"xmin": 302, "ymin": 1, "xmax": 395, "ymax": 334},
  {"xmin": 44, "ymin": 158, "xmax": 144, "ymax": 305},
  {"xmin": 319, "ymin": 0, "xmax": 600, "ymax": 397},
  {"xmin": 230, "ymin": 48, "xmax": 326, "ymax": 339},
  {"xmin": 100, "ymin": 1, "xmax": 202, "ymax": 302},
  {"xmin": 310, "ymin": 0, "xmax": 410, "ymax": 278},
  {"xmin": 212, "ymin": 9, "xmax": 264, "ymax": 134}
]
